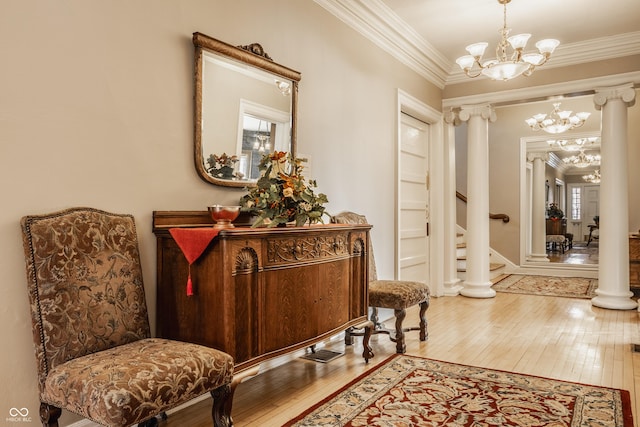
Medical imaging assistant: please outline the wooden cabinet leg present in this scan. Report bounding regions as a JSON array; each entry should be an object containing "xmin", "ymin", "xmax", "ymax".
[{"xmin": 344, "ymin": 327, "xmax": 354, "ymax": 345}]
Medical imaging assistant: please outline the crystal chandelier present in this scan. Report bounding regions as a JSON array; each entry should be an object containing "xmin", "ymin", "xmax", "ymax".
[
  {"xmin": 562, "ymin": 150, "xmax": 600, "ymax": 168},
  {"xmin": 455, "ymin": 0, "xmax": 559, "ymax": 81},
  {"xmin": 547, "ymin": 136, "xmax": 598, "ymax": 152},
  {"xmin": 582, "ymin": 170, "xmax": 601, "ymax": 184},
  {"xmin": 526, "ymin": 103, "xmax": 591, "ymax": 134}
]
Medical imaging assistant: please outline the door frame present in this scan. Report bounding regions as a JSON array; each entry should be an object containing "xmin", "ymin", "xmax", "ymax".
[{"xmin": 396, "ymin": 89, "xmax": 444, "ymax": 296}]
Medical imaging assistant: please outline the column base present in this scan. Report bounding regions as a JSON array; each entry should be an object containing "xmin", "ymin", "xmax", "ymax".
[
  {"xmin": 526, "ymin": 253, "xmax": 550, "ymax": 263},
  {"xmin": 443, "ymin": 279, "xmax": 463, "ymax": 296},
  {"xmin": 591, "ymin": 288, "xmax": 638, "ymax": 310},
  {"xmin": 461, "ymin": 281, "xmax": 496, "ymax": 298}
]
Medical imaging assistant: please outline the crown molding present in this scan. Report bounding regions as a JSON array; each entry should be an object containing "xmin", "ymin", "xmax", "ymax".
[
  {"xmin": 314, "ymin": 0, "xmax": 450, "ymax": 89},
  {"xmin": 443, "ymin": 71, "xmax": 640, "ymax": 109},
  {"xmin": 314, "ymin": 0, "xmax": 640, "ymax": 91}
]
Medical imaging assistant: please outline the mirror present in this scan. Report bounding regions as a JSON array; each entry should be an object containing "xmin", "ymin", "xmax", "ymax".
[
  {"xmin": 522, "ymin": 131, "xmax": 601, "ymax": 267},
  {"xmin": 193, "ymin": 32, "xmax": 301, "ymax": 187}
]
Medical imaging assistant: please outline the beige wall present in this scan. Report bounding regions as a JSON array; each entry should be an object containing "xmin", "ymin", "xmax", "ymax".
[{"xmin": 0, "ymin": 1, "xmax": 441, "ymax": 424}]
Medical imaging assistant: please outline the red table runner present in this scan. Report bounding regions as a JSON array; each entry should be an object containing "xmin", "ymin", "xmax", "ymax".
[{"xmin": 169, "ymin": 228, "xmax": 220, "ymax": 295}]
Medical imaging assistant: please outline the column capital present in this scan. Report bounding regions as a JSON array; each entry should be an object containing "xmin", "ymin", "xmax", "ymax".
[
  {"xmin": 444, "ymin": 109, "xmax": 459, "ymax": 125},
  {"xmin": 594, "ymin": 83, "xmax": 636, "ymax": 110},
  {"xmin": 527, "ymin": 152, "xmax": 549, "ymax": 163},
  {"xmin": 458, "ymin": 103, "xmax": 496, "ymax": 123}
]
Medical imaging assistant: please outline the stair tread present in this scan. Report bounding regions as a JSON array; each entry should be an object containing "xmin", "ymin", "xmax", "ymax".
[
  {"xmin": 491, "ymin": 273, "xmax": 510, "ymax": 284},
  {"xmin": 457, "ymin": 263, "xmax": 505, "ymax": 273}
]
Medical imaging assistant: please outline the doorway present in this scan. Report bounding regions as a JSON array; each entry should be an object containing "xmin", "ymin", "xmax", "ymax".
[{"xmin": 397, "ymin": 113, "xmax": 429, "ymax": 282}]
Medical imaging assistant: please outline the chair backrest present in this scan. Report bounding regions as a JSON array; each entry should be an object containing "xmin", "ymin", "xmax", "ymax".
[
  {"xmin": 331, "ymin": 211, "xmax": 378, "ymax": 281},
  {"xmin": 21, "ymin": 207, "xmax": 151, "ymax": 394}
]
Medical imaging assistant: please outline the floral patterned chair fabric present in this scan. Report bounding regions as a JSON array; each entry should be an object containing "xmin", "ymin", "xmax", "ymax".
[
  {"xmin": 21, "ymin": 207, "xmax": 234, "ymax": 427},
  {"xmin": 331, "ymin": 211, "xmax": 430, "ymax": 354}
]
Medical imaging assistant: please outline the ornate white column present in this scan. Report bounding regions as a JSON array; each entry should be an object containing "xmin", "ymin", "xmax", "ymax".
[
  {"xmin": 443, "ymin": 111, "xmax": 462, "ymax": 296},
  {"xmin": 592, "ymin": 83, "xmax": 637, "ymax": 310},
  {"xmin": 459, "ymin": 104, "xmax": 496, "ymax": 298},
  {"xmin": 527, "ymin": 152, "xmax": 551, "ymax": 262}
]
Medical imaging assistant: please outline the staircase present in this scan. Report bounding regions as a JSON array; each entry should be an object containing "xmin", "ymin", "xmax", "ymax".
[{"xmin": 456, "ymin": 232, "xmax": 508, "ymax": 283}]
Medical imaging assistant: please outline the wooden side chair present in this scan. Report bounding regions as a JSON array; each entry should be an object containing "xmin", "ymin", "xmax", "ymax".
[
  {"xmin": 332, "ymin": 211, "xmax": 430, "ymax": 353},
  {"xmin": 21, "ymin": 207, "xmax": 235, "ymax": 427}
]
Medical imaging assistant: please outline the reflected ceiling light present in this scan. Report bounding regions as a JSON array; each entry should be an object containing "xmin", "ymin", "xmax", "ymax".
[
  {"xmin": 562, "ymin": 150, "xmax": 600, "ymax": 168},
  {"xmin": 252, "ymin": 120, "xmax": 271, "ymax": 153},
  {"xmin": 547, "ymin": 136, "xmax": 599, "ymax": 152},
  {"xmin": 582, "ymin": 170, "xmax": 601, "ymax": 184},
  {"xmin": 455, "ymin": 0, "xmax": 559, "ymax": 81},
  {"xmin": 526, "ymin": 103, "xmax": 591, "ymax": 134},
  {"xmin": 275, "ymin": 80, "xmax": 291, "ymax": 96}
]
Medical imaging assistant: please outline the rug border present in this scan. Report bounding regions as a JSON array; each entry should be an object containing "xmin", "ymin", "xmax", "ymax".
[
  {"xmin": 283, "ymin": 353, "xmax": 634, "ymax": 426},
  {"xmin": 282, "ymin": 353, "xmax": 403, "ymax": 426}
]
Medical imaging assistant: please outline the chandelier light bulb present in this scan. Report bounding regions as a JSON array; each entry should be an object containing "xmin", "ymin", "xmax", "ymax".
[
  {"xmin": 507, "ymin": 33, "xmax": 530, "ymax": 49},
  {"xmin": 536, "ymin": 39, "xmax": 560, "ymax": 54},
  {"xmin": 465, "ymin": 42, "xmax": 488, "ymax": 57},
  {"xmin": 455, "ymin": 0, "xmax": 559, "ymax": 81}
]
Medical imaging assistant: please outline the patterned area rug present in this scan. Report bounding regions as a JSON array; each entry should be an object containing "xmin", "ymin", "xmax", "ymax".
[
  {"xmin": 284, "ymin": 355, "xmax": 633, "ymax": 426},
  {"xmin": 492, "ymin": 275, "xmax": 598, "ymax": 299}
]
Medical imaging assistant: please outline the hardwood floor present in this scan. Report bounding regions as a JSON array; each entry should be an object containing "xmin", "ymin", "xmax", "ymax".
[
  {"xmin": 547, "ymin": 240, "xmax": 599, "ymax": 264},
  {"xmin": 163, "ymin": 291, "xmax": 640, "ymax": 427}
]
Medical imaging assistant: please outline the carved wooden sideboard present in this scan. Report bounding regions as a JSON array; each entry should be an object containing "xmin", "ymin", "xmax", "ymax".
[
  {"xmin": 152, "ymin": 211, "xmax": 373, "ymax": 375},
  {"xmin": 630, "ymin": 235, "xmax": 640, "ymax": 289}
]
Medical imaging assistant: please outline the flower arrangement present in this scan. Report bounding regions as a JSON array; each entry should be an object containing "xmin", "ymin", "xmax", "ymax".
[
  {"xmin": 207, "ymin": 152, "xmax": 238, "ymax": 179},
  {"xmin": 239, "ymin": 151, "xmax": 329, "ymax": 227},
  {"xmin": 547, "ymin": 202, "xmax": 564, "ymax": 220}
]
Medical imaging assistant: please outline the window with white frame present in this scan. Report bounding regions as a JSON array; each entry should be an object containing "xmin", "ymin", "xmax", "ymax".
[{"xmin": 571, "ymin": 187, "xmax": 581, "ymax": 220}]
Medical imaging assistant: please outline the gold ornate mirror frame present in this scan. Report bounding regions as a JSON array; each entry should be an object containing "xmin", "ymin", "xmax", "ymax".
[{"xmin": 193, "ymin": 32, "xmax": 301, "ymax": 187}]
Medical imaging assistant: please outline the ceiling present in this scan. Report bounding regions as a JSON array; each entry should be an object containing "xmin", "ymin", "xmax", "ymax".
[
  {"xmin": 383, "ymin": 0, "xmax": 640, "ymax": 65},
  {"xmin": 315, "ymin": 0, "xmax": 639, "ymax": 174},
  {"xmin": 316, "ymin": 0, "xmax": 640, "ymax": 87}
]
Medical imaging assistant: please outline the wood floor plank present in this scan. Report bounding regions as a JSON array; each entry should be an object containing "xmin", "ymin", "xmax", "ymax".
[{"xmin": 161, "ymin": 291, "xmax": 640, "ymax": 427}]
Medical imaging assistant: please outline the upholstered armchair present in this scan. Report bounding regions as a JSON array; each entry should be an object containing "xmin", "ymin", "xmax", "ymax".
[
  {"xmin": 21, "ymin": 207, "xmax": 235, "ymax": 427},
  {"xmin": 332, "ymin": 211, "xmax": 430, "ymax": 354}
]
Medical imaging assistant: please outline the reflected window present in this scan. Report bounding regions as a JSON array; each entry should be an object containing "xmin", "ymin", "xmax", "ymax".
[{"xmin": 571, "ymin": 187, "xmax": 581, "ymax": 220}]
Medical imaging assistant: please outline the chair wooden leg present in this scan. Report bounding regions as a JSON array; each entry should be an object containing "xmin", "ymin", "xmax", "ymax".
[
  {"xmin": 393, "ymin": 308, "xmax": 407, "ymax": 354},
  {"xmin": 418, "ymin": 300, "xmax": 429, "ymax": 341},
  {"xmin": 39, "ymin": 403, "xmax": 61, "ymax": 427},
  {"xmin": 211, "ymin": 384, "xmax": 234, "ymax": 427}
]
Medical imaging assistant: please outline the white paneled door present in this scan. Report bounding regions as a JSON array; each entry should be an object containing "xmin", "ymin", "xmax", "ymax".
[{"xmin": 397, "ymin": 113, "xmax": 429, "ymax": 282}]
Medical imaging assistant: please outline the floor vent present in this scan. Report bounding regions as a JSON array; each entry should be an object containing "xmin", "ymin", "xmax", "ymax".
[
  {"xmin": 632, "ymin": 344, "xmax": 640, "ymax": 353},
  {"xmin": 301, "ymin": 349, "xmax": 344, "ymax": 363}
]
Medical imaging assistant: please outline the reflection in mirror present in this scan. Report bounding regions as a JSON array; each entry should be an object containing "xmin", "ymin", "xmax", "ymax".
[
  {"xmin": 522, "ymin": 131, "xmax": 600, "ymax": 268},
  {"xmin": 193, "ymin": 32, "xmax": 301, "ymax": 187}
]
